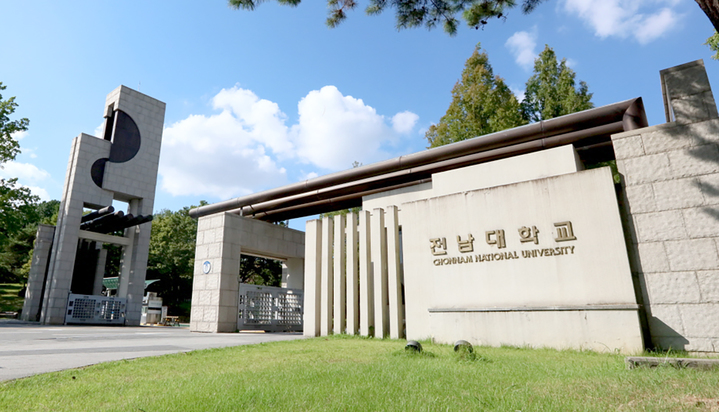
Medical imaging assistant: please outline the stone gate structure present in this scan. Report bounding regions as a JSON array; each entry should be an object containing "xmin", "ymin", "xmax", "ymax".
[
  {"xmin": 190, "ymin": 60, "xmax": 719, "ymax": 353},
  {"xmin": 23, "ymin": 86, "xmax": 165, "ymax": 325}
]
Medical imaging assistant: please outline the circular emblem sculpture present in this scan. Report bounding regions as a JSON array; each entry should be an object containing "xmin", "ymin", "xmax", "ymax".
[{"xmin": 202, "ymin": 261, "xmax": 211, "ymax": 274}]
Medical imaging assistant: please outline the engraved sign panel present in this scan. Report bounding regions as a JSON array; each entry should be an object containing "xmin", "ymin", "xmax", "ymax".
[{"xmin": 400, "ymin": 167, "xmax": 641, "ymax": 350}]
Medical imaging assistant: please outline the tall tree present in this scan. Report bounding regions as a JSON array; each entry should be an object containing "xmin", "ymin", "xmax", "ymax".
[
  {"xmin": 145, "ymin": 206, "xmax": 201, "ymax": 317},
  {"xmin": 229, "ymin": 1, "xmax": 719, "ymax": 38},
  {"xmin": 0, "ymin": 82, "xmax": 38, "ymax": 255},
  {"xmin": 0, "ymin": 200, "xmax": 58, "ymax": 284},
  {"xmin": 425, "ymin": 44, "xmax": 525, "ymax": 148},
  {"xmin": 521, "ymin": 45, "xmax": 593, "ymax": 123}
]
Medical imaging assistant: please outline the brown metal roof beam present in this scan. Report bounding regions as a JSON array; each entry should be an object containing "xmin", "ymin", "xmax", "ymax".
[
  {"xmin": 190, "ymin": 98, "xmax": 646, "ymax": 219},
  {"xmin": 245, "ymin": 120, "xmax": 625, "ymax": 222}
]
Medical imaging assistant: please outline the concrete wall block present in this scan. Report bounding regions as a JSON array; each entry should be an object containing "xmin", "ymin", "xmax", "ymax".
[
  {"xmin": 682, "ymin": 207, "xmax": 719, "ymax": 238},
  {"xmin": 698, "ymin": 174, "xmax": 719, "ymax": 206},
  {"xmin": 192, "ymin": 275, "xmax": 206, "ymax": 291},
  {"xmin": 680, "ymin": 304, "xmax": 719, "ymax": 337},
  {"xmin": 634, "ymin": 210, "xmax": 687, "ymax": 242},
  {"xmin": 673, "ymin": 95, "xmax": 716, "ymax": 123},
  {"xmin": 652, "ymin": 178, "xmax": 704, "ymax": 210},
  {"xmin": 667, "ymin": 145, "xmax": 719, "ymax": 178},
  {"xmin": 647, "ymin": 304, "xmax": 686, "ymax": 337},
  {"xmin": 641, "ymin": 125, "xmax": 698, "ymax": 155},
  {"xmin": 636, "ymin": 242, "xmax": 670, "ymax": 273},
  {"xmin": 683, "ymin": 338, "xmax": 716, "ymax": 352},
  {"xmin": 663, "ymin": 62, "xmax": 712, "ymax": 98},
  {"xmin": 645, "ymin": 271, "xmax": 701, "ymax": 304},
  {"xmin": 665, "ymin": 238, "xmax": 719, "ymax": 271},
  {"xmin": 220, "ymin": 257, "xmax": 240, "ymax": 276},
  {"xmin": 613, "ymin": 134, "xmax": 645, "ymax": 159},
  {"xmin": 220, "ymin": 274, "xmax": 240, "ymax": 291},
  {"xmin": 621, "ymin": 154, "xmax": 672, "ymax": 185},
  {"xmin": 203, "ymin": 306, "xmax": 218, "ymax": 323},
  {"xmin": 205, "ymin": 274, "xmax": 220, "ymax": 290},
  {"xmin": 697, "ymin": 270, "xmax": 719, "ymax": 302},
  {"xmin": 624, "ymin": 184, "xmax": 657, "ymax": 214}
]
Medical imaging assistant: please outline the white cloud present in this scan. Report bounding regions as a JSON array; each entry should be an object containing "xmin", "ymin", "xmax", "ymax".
[
  {"xmin": 299, "ymin": 171, "xmax": 319, "ymax": 181},
  {"xmin": 505, "ymin": 30, "xmax": 538, "ymax": 70},
  {"xmin": 634, "ymin": 8, "xmax": 678, "ymax": 44},
  {"xmin": 510, "ymin": 86, "xmax": 526, "ymax": 103},
  {"xmin": 291, "ymin": 86, "xmax": 397, "ymax": 171},
  {"xmin": 94, "ymin": 122, "xmax": 104, "ymax": 138},
  {"xmin": 391, "ymin": 111, "xmax": 419, "ymax": 134},
  {"xmin": 561, "ymin": 0, "xmax": 682, "ymax": 44},
  {"xmin": 212, "ymin": 86, "xmax": 294, "ymax": 157},
  {"xmin": 25, "ymin": 185, "xmax": 50, "ymax": 201},
  {"xmin": 0, "ymin": 161, "xmax": 51, "ymax": 182},
  {"xmin": 160, "ymin": 104, "xmax": 288, "ymax": 199},
  {"xmin": 0, "ymin": 161, "xmax": 51, "ymax": 200},
  {"xmin": 159, "ymin": 85, "xmax": 418, "ymax": 199},
  {"xmin": 10, "ymin": 130, "xmax": 28, "ymax": 141}
]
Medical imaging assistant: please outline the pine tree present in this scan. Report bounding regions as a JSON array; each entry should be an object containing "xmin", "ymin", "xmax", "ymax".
[
  {"xmin": 426, "ymin": 44, "xmax": 526, "ymax": 148},
  {"xmin": 521, "ymin": 45, "xmax": 593, "ymax": 123}
]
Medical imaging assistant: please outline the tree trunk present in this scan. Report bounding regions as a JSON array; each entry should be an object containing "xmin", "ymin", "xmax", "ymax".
[{"xmin": 696, "ymin": 0, "xmax": 719, "ymax": 32}]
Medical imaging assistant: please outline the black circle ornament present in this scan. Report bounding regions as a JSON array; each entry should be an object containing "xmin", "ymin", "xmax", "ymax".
[{"xmin": 405, "ymin": 340, "xmax": 422, "ymax": 353}]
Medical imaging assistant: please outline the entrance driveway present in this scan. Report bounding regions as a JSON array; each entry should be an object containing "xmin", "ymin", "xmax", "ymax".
[{"xmin": 0, "ymin": 320, "xmax": 305, "ymax": 381}]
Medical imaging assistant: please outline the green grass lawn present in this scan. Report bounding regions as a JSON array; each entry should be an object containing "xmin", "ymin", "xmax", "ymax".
[
  {"xmin": 0, "ymin": 283, "xmax": 23, "ymax": 313},
  {"xmin": 1, "ymin": 335, "xmax": 719, "ymax": 411}
]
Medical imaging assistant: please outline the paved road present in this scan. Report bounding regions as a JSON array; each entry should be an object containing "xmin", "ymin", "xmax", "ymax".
[{"xmin": 0, "ymin": 320, "xmax": 305, "ymax": 381}]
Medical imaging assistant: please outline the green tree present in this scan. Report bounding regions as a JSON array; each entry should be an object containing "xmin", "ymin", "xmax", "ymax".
[
  {"xmin": 520, "ymin": 45, "xmax": 593, "ymax": 123},
  {"xmin": 240, "ymin": 256, "xmax": 282, "ymax": 286},
  {"xmin": 0, "ymin": 200, "xmax": 59, "ymax": 284},
  {"xmin": 229, "ymin": 0, "xmax": 546, "ymax": 34},
  {"xmin": 0, "ymin": 83, "xmax": 28, "ymax": 164},
  {"xmin": 426, "ymin": 44, "xmax": 525, "ymax": 148},
  {"xmin": 706, "ymin": 31, "xmax": 719, "ymax": 60},
  {"xmin": 229, "ymin": 1, "xmax": 719, "ymax": 38},
  {"xmin": 1, "ymin": 82, "xmax": 37, "ymax": 244},
  {"xmin": 145, "ymin": 206, "xmax": 201, "ymax": 317}
]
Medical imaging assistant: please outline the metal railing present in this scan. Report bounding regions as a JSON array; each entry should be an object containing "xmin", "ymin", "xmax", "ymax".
[
  {"xmin": 238, "ymin": 284, "xmax": 303, "ymax": 332},
  {"xmin": 65, "ymin": 294, "xmax": 126, "ymax": 325}
]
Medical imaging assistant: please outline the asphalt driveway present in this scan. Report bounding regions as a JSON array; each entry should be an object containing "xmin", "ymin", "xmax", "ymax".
[{"xmin": 0, "ymin": 320, "xmax": 305, "ymax": 381}]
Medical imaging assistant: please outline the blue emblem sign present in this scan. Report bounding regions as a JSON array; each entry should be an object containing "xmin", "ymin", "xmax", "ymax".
[{"xmin": 202, "ymin": 261, "xmax": 211, "ymax": 274}]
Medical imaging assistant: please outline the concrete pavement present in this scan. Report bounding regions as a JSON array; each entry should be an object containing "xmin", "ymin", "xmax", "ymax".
[{"xmin": 0, "ymin": 320, "xmax": 305, "ymax": 381}]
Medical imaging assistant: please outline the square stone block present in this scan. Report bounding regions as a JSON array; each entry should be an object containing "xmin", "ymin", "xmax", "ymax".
[
  {"xmin": 682, "ymin": 208, "xmax": 719, "ymax": 239},
  {"xmin": 636, "ymin": 242, "xmax": 670, "ymax": 273},
  {"xmin": 641, "ymin": 125, "xmax": 698, "ymax": 155},
  {"xmin": 667, "ymin": 145, "xmax": 719, "ymax": 178},
  {"xmin": 645, "ymin": 271, "xmax": 701, "ymax": 304},
  {"xmin": 680, "ymin": 304, "xmax": 719, "ymax": 337},
  {"xmin": 698, "ymin": 173, "xmax": 719, "ymax": 205},
  {"xmin": 624, "ymin": 184, "xmax": 657, "ymax": 214},
  {"xmin": 673, "ymin": 95, "xmax": 716, "ymax": 123},
  {"xmin": 612, "ymin": 134, "xmax": 645, "ymax": 159},
  {"xmin": 662, "ymin": 62, "xmax": 712, "ymax": 99},
  {"xmin": 635, "ymin": 210, "xmax": 687, "ymax": 242},
  {"xmin": 620, "ymin": 153, "xmax": 672, "ymax": 185},
  {"xmin": 665, "ymin": 238, "xmax": 719, "ymax": 271},
  {"xmin": 697, "ymin": 270, "xmax": 719, "ymax": 302},
  {"xmin": 652, "ymin": 178, "xmax": 704, "ymax": 210},
  {"xmin": 647, "ymin": 304, "xmax": 686, "ymax": 337}
]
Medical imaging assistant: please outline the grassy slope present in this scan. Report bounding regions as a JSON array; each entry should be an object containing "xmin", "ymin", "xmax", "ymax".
[
  {"xmin": 1, "ymin": 335, "xmax": 719, "ymax": 411},
  {"xmin": 0, "ymin": 283, "xmax": 23, "ymax": 312}
]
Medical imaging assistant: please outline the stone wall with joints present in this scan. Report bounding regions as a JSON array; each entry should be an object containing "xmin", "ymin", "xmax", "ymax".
[
  {"xmin": 190, "ymin": 212, "xmax": 305, "ymax": 332},
  {"xmin": 612, "ymin": 60, "xmax": 719, "ymax": 352}
]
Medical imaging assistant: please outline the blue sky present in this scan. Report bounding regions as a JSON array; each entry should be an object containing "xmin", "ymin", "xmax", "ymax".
[{"xmin": 1, "ymin": 0, "xmax": 718, "ymax": 230}]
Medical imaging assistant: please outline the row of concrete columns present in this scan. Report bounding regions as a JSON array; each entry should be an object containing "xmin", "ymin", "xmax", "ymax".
[{"xmin": 304, "ymin": 206, "xmax": 405, "ymax": 339}]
